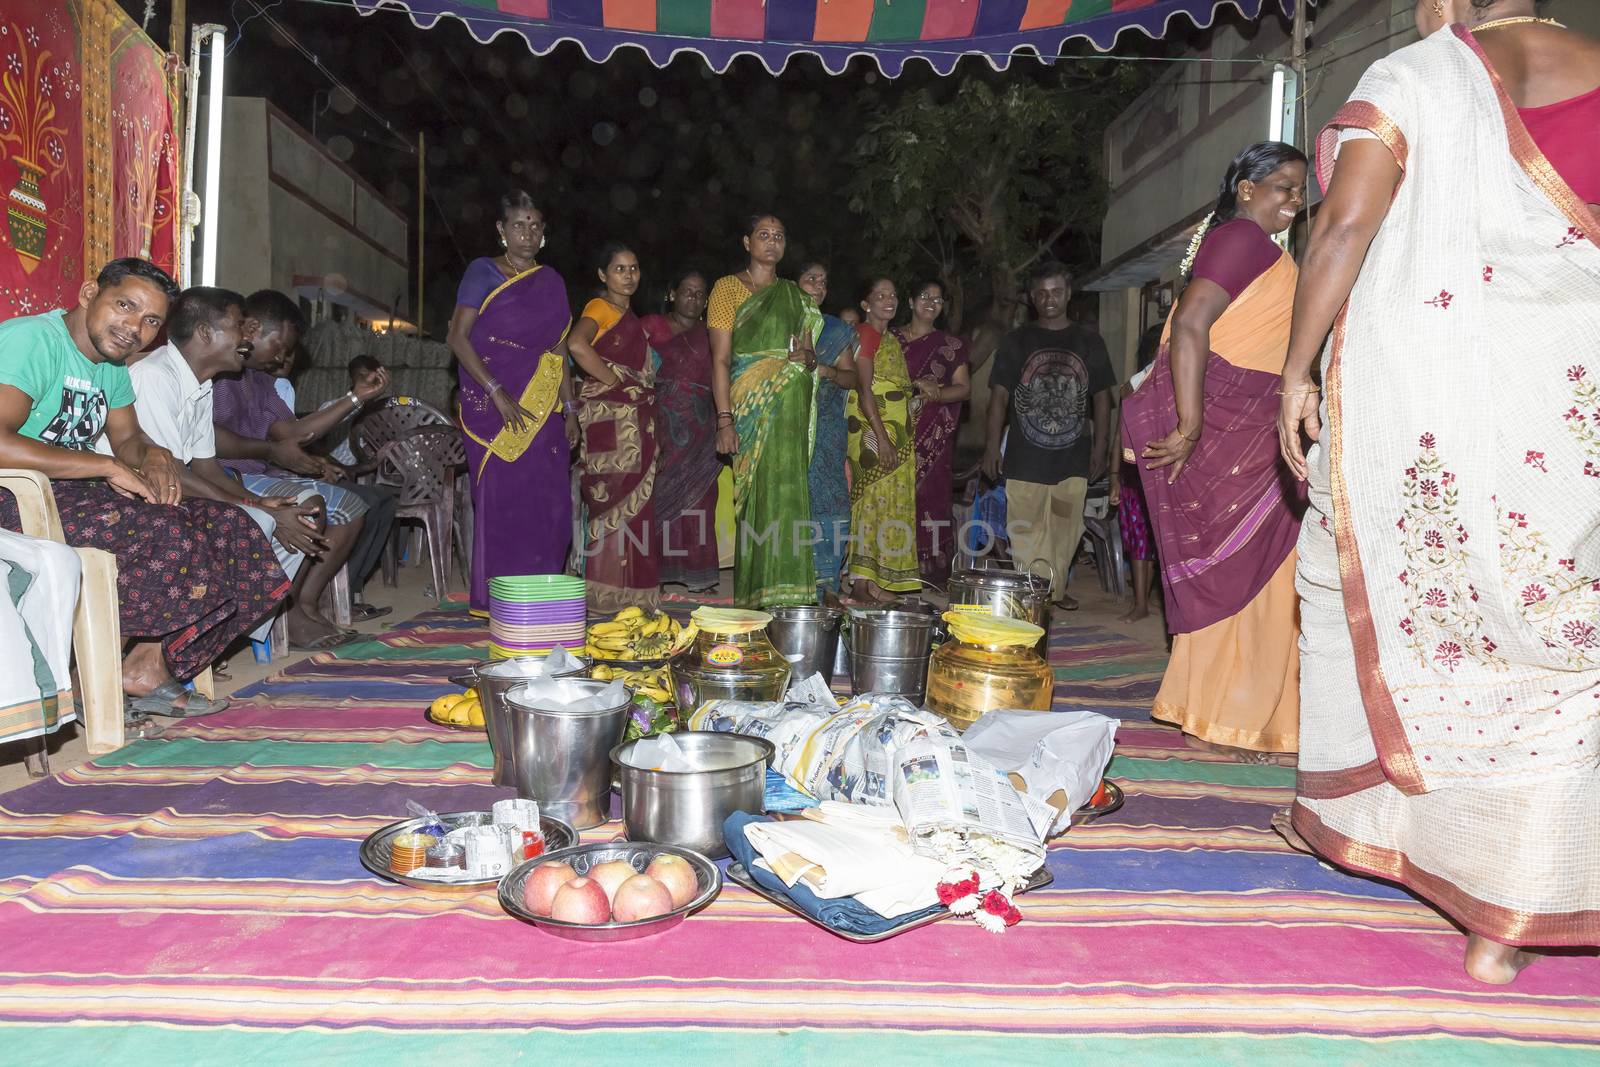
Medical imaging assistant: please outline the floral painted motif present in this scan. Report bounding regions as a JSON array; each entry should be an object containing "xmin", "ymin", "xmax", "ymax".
[
  {"xmin": 1423, "ymin": 289, "xmax": 1454, "ymax": 309},
  {"xmin": 1498, "ymin": 507, "xmax": 1600, "ymax": 669},
  {"xmin": 1563, "ymin": 365, "xmax": 1600, "ymax": 462},
  {"xmin": 1397, "ymin": 433, "xmax": 1502, "ymax": 673},
  {"xmin": 1558, "ymin": 228, "xmax": 1586, "ymax": 250}
]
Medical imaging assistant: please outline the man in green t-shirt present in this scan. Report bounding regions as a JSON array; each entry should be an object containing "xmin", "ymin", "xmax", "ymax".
[{"xmin": 0, "ymin": 258, "xmax": 290, "ymax": 721}]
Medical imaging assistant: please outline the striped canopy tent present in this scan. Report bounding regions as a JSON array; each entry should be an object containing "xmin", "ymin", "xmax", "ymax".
[{"xmin": 353, "ymin": 0, "xmax": 1297, "ymax": 76}]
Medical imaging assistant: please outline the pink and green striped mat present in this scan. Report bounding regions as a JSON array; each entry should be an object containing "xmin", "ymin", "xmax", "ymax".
[{"xmin": 0, "ymin": 606, "xmax": 1595, "ymax": 1062}]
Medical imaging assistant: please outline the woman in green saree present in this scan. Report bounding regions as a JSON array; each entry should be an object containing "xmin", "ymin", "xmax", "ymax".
[{"xmin": 708, "ymin": 214, "xmax": 824, "ymax": 608}]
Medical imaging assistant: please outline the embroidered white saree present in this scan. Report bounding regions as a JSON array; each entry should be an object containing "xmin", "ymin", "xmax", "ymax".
[{"xmin": 1292, "ymin": 26, "xmax": 1600, "ymax": 946}]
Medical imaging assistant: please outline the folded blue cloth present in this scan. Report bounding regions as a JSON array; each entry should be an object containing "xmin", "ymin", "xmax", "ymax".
[
  {"xmin": 763, "ymin": 769, "xmax": 817, "ymax": 813},
  {"xmin": 722, "ymin": 811, "xmax": 945, "ymax": 936}
]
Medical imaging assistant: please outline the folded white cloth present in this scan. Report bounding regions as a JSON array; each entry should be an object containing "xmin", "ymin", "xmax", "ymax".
[{"xmin": 745, "ymin": 803, "xmax": 945, "ymax": 918}]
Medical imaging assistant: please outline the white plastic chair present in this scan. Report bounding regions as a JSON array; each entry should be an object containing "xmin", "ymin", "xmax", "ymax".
[{"xmin": 0, "ymin": 469, "xmax": 215, "ymax": 756}]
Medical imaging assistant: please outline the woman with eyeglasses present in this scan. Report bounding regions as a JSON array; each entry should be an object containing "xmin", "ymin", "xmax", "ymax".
[{"xmin": 892, "ymin": 279, "xmax": 971, "ymax": 584}]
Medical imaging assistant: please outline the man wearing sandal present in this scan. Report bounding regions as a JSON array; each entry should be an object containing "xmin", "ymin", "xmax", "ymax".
[
  {"xmin": 212, "ymin": 291, "xmax": 386, "ymax": 652},
  {"xmin": 0, "ymin": 258, "xmax": 291, "ymax": 720},
  {"xmin": 101, "ymin": 286, "xmax": 330, "ymax": 654}
]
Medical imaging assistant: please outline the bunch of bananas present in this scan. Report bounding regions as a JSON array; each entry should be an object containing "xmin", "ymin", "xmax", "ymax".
[
  {"xmin": 585, "ymin": 606, "xmax": 694, "ymax": 662},
  {"xmin": 428, "ymin": 690, "xmax": 484, "ymax": 728},
  {"xmin": 590, "ymin": 663, "xmax": 674, "ymax": 703}
]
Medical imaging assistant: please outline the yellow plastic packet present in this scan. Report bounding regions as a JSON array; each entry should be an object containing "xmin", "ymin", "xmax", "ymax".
[
  {"xmin": 691, "ymin": 606, "xmax": 774, "ymax": 635},
  {"xmin": 942, "ymin": 610, "xmax": 1044, "ymax": 648}
]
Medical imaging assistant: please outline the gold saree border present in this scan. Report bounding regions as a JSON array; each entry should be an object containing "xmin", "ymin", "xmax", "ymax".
[
  {"xmin": 1315, "ymin": 101, "xmax": 1409, "ymax": 198},
  {"xmin": 1295, "ymin": 759, "xmax": 1385, "ymax": 800},
  {"xmin": 1325, "ymin": 307, "xmax": 1426, "ymax": 794},
  {"xmin": 1291, "ymin": 801, "xmax": 1600, "ymax": 946},
  {"xmin": 1456, "ymin": 25, "xmax": 1600, "ymax": 243}
]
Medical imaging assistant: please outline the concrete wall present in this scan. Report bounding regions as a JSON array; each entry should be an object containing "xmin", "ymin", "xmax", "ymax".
[
  {"xmin": 1093, "ymin": 0, "xmax": 1600, "ymax": 379},
  {"xmin": 205, "ymin": 97, "xmax": 409, "ymax": 319}
]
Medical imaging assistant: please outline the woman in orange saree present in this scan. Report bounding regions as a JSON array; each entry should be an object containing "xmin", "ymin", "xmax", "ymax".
[{"xmin": 1122, "ymin": 142, "xmax": 1308, "ymax": 764}]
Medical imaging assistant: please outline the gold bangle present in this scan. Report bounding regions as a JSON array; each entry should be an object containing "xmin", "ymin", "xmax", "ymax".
[{"xmin": 1277, "ymin": 386, "xmax": 1320, "ymax": 396}]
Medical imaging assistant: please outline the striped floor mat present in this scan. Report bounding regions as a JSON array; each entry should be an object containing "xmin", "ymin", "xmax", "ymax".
[{"xmin": 0, "ymin": 607, "xmax": 1595, "ymax": 1063}]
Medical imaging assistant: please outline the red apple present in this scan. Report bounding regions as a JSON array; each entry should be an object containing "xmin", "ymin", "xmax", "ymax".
[
  {"xmin": 587, "ymin": 859, "xmax": 637, "ymax": 903},
  {"xmin": 522, "ymin": 861, "xmax": 578, "ymax": 917},
  {"xmin": 549, "ymin": 876, "xmax": 611, "ymax": 925},
  {"xmin": 610, "ymin": 874, "xmax": 673, "ymax": 922},
  {"xmin": 645, "ymin": 854, "xmax": 700, "ymax": 909}
]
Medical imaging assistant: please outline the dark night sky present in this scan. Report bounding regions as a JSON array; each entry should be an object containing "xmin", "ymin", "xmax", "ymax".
[{"xmin": 149, "ymin": 0, "xmax": 1208, "ymax": 332}]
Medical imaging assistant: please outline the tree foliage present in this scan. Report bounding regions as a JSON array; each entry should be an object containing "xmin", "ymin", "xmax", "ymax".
[{"xmin": 847, "ymin": 62, "xmax": 1152, "ymax": 334}]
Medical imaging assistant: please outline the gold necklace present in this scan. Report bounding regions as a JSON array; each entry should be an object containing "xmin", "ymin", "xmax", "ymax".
[{"xmin": 1471, "ymin": 16, "xmax": 1565, "ymax": 32}]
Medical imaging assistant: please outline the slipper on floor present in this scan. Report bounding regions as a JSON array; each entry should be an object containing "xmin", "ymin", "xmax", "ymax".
[
  {"xmin": 352, "ymin": 604, "xmax": 392, "ymax": 622},
  {"xmin": 289, "ymin": 630, "xmax": 362, "ymax": 653},
  {"xmin": 126, "ymin": 680, "xmax": 230, "ymax": 719}
]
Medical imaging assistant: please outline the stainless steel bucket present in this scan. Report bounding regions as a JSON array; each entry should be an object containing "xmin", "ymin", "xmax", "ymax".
[
  {"xmin": 766, "ymin": 605, "xmax": 844, "ymax": 686},
  {"xmin": 505, "ymin": 678, "xmax": 631, "ymax": 829},
  {"xmin": 473, "ymin": 657, "xmax": 588, "ymax": 787},
  {"xmin": 846, "ymin": 607, "xmax": 938, "ymax": 702},
  {"xmin": 612, "ymin": 732, "xmax": 774, "ymax": 858}
]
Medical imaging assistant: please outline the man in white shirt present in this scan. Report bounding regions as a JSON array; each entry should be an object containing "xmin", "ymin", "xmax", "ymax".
[{"xmin": 110, "ymin": 287, "xmax": 330, "ymax": 643}]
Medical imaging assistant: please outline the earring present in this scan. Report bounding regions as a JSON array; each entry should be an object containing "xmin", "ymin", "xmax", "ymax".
[
  {"xmin": 1432, "ymin": 0, "xmax": 1445, "ymax": 16},
  {"xmin": 499, "ymin": 235, "xmax": 508, "ymax": 249},
  {"xmin": 540, "ymin": 234, "xmax": 546, "ymax": 250}
]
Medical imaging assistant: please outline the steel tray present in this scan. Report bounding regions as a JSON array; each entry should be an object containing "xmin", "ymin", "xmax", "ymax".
[{"xmin": 360, "ymin": 810, "xmax": 576, "ymax": 892}]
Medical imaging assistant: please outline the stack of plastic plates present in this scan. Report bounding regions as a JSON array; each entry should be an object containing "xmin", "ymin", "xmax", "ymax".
[{"xmin": 487, "ymin": 575, "xmax": 587, "ymax": 659}]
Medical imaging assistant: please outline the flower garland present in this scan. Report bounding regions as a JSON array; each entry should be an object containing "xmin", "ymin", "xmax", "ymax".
[
  {"xmin": 936, "ymin": 869, "xmax": 1022, "ymax": 933},
  {"xmin": 1179, "ymin": 212, "xmax": 1217, "ymax": 277}
]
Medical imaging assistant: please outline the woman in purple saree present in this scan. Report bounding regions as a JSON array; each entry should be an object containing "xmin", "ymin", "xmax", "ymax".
[{"xmin": 446, "ymin": 191, "xmax": 577, "ymax": 615}]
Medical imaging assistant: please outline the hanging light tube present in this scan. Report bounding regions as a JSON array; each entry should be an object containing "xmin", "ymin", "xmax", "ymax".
[{"xmin": 200, "ymin": 25, "xmax": 227, "ymax": 286}]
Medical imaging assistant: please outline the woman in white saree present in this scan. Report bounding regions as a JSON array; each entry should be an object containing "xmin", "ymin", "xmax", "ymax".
[{"xmin": 1278, "ymin": 0, "xmax": 1600, "ymax": 984}]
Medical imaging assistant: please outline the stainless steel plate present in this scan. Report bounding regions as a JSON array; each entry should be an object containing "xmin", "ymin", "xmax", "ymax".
[
  {"xmin": 498, "ymin": 841, "xmax": 720, "ymax": 942},
  {"xmin": 360, "ymin": 810, "xmax": 576, "ymax": 892},
  {"xmin": 1070, "ymin": 780, "xmax": 1125, "ymax": 827}
]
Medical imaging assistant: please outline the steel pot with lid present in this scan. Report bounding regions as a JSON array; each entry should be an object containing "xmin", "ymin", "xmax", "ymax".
[{"xmin": 945, "ymin": 559, "xmax": 1053, "ymax": 646}]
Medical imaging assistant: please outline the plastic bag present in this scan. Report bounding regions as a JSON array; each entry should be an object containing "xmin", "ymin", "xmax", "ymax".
[
  {"xmin": 627, "ymin": 733, "xmax": 697, "ymax": 772},
  {"xmin": 513, "ymin": 676, "xmax": 628, "ymax": 711},
  {"xmin": 960, "ymin": 710, "xmax": 1118, "ymax": 836},
  {"xmin": 404, "ymin": 799, "xmax": 447, "ymax": 839}
]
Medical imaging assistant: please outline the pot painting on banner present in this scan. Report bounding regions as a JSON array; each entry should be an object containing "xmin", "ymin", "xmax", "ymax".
[
  {"xmin": 0, "ymin": 2, "xmax": 84, "ymax": 318},
  {"xmin": 110, "ymin": 23, "xmax": 176, "ymax": 272}
]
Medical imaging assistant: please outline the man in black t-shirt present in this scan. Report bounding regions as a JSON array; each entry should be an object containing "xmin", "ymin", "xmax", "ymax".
[{"xmin": 982, "ymin": 262, "xmax": 1115, "ymax": 609}]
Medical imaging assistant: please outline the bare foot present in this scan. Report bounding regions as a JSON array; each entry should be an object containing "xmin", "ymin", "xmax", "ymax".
[
  {"xmin": 1270, "ymin": 808, "xmax": 1315, "ymax": 855},
  {"xmin": 1183, "ymin": 734, "xmax": 1296, "ymax": 766},
  {"xmin": 1118, "ymin": 604, "xmax": 1150, "ymax": 623},
  {"xmin": 1464, "ymin": 934, "xmax": 1537, "ymax": 985},
  {"xmin": 287, "ymin": 607, "xmax": 342, "ymax": 646}
]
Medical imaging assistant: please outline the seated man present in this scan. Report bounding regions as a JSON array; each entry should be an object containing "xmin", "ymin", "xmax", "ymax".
[
  {"xmin": 0, "ymin": 258, "xmax": 290, "ymax": 718},
  {"xmin": 103, "ymin": 286, "xmax": 330, "ymax": 648},
  {"xmin": 212, "ymin": 291, "xmax": 387, "ymax": 650},
  {"xmin": 311, "ymin": 352, "xmax": 397, "ymax": 620}
]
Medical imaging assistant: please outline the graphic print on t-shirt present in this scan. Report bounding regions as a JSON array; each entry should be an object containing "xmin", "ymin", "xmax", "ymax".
[
  {"xmin": 37, "ymin": 375, "xmax": 109, "ymax": 450},
  {"xmin": 1011, "ymin": 348, "xmax": 1089, "ymax": 450}
]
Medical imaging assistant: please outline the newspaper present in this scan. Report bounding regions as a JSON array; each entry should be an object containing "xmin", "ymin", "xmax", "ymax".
[{"xmin": 891, "ymin": 734, "xmax": 1052, "ymax": 888}]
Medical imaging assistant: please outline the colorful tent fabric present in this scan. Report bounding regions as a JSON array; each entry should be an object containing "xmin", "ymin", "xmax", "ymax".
[
  {"xmin": 1, "ymin": 604, "xmax": 1597, "ymax": 1060},
  {"xmin": 353, "ymin": 0, "xmax": 1297, "ymax": 76}
]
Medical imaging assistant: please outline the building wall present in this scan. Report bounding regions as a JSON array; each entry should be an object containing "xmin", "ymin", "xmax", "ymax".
[
  {"xmin": 208, "ymin": 97, "xmax": 409, "ymax": 318},
  {"xmin": 1093, "ymin": 0, "xmax": 1600, "ymax": 378}
]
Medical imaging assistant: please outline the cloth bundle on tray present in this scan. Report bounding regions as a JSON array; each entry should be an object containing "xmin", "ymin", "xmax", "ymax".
[{"xmin": 724, "ymin": 810, "xmax": 945, "ymax": 936}]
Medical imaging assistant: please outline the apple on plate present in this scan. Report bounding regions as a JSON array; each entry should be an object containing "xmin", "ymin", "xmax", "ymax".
[
  {"xmin": 611, "ymin": 874, "xmax": 673, "ymax": 922},
  {"xmin": 523, "ymin": 861, "xmax": 578, "ymax": 917},
  {"xmin": 645, "ymin": 854, "xmax": 699, "ymax": 909},
  {"xmin": 550, "ymin": 877, "xmax": 611, "ymax": 924},
  {"xmin": 587, "ymin": 859, "xmax": 637, "ymax": 903}
]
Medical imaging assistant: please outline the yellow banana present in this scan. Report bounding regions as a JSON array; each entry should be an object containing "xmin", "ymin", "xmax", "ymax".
[
  {"xmin": 588, "ymin": 620, "xmax": 635, "ymax": 638},
  {"xmin": 614, "ymin": 606, "xmax": 644, "ymax": 622}
]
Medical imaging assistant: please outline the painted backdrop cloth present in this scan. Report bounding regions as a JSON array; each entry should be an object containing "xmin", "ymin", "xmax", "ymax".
[
  {"xmin": 0, "ymin": 529, "xmax": 78, "ymax": 744},
  {"xmin": 895, "ymin": 326, "xmax": 969, "ymax": 581},
  {"xmin": 577, "ymin": 301, "xmax": 659, "ymax": 612},
  {"xmin": 810, "ymin": 315, "xmax": 855, "ymax": 593},
  {"xmin": 642, "ymin": 314, "xmax": 719, "ymax": 591},
  {"xmin": 1291, "ymin": 26, "xmax": 1600, "ymax": 946},
  {"xmin": 846, "ymin": 325, "xmax": 920, "ymax": 593},
  {"xmin": 714, "ymin": 277, "xmax": 822, "ymax": 608},
  {"xmin": 455, "ymin": 258, "xmax": 572, "ymax": 615}
]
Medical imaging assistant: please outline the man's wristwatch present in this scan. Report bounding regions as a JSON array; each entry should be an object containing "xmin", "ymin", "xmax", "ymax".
[{"xmin": 347, "ymin": 390, "xmax": 361, "ymax": 408}]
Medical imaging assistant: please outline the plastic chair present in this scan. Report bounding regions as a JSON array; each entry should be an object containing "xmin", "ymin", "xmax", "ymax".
[
  {"xmin": 1081, "ymin": 513, "xmax": 1128, "ymax": 599},
  {"xmin": 0, "ymin": 470, "xmax": 214, "ymax": 756},
  {"xmin": 371, "ymin": 426, "xmax": 464, "ymax": 603},
  {"xmin": 349, "ymin": 397, "xmax": 453, "ymax": 470}
]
